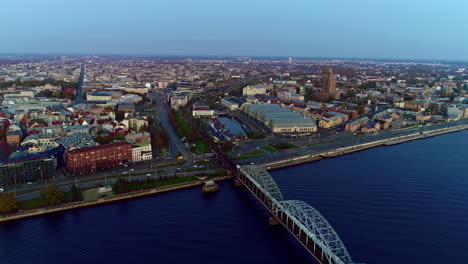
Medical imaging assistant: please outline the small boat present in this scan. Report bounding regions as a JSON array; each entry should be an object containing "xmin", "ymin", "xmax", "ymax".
[{"xmin": 202, "ymin": 180, "xmax": 220, "ymax": 193}]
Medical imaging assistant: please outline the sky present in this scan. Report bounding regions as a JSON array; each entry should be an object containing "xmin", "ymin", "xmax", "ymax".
[{"xmin": 1, "ymin": 0, "xmax": 467, "ymax": 60}]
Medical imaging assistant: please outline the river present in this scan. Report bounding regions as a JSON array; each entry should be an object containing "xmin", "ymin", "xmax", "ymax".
[{"xmin": 1, "ymin": 131, "xmax": 468, "ymax": 263}]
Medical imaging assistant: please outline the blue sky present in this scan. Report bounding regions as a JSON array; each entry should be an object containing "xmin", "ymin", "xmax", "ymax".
[{"xmin": 1, "ymin": 0, "xmax": 467, "ymax": 60}]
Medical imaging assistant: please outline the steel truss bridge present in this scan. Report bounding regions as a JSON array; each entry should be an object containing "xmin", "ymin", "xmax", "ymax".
[{"xmin": 237, "ymin": 165, "xmax": 363, "ymax": 264}]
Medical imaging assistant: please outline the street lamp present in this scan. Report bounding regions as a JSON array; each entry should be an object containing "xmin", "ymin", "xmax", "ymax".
[
  {"xmin": 13, "ymin": 173, "xmax": 17, "ymax": 198},
  {"xmin": 128, "ymin": 169, "xmax": 134, "ymax": 181},
  {"xmin": 38, "ymin": 166, "xmax": 43, "ymax": 182}
]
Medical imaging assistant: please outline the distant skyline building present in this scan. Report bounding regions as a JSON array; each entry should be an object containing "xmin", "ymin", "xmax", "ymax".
[{"xmin": 322, "ymin": 68, "xmax": 336, "ymax": 98}]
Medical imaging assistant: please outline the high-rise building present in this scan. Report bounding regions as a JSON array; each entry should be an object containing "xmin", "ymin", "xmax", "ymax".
[{"xmin": 322, "ymin": 68, "xmax": 336, "ymax": 97}]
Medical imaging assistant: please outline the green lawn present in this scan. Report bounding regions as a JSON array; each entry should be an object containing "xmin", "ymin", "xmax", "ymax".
[
  {"xmin": 271, "ymin": 142, "xmax": 298, "ymax": 150},
  {"xmin": 19, "ymin": 197, "xmax": 45, "ymax": 210},
  {"xmin": 195, "ymin": 140, "xmax": 208, "ymax": 153},
  {"xmin": 234, "ymin": 150, "xmax": 265, "ymax": 160},
  {"xmin": 261, "ymin": 144, "xmax": 278, "ymax": 152},
  {"xmin": 18, "ymin": 190, "xmax": 75, "ymax": 210}
]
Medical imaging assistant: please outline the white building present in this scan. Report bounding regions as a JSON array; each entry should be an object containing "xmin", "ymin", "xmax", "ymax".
[
  {"xmin": 132, "ymin": 143, "xmax": 152, "ymax": 162},
  {"xmin": 221, "ymin": 98, "xmax": 240, "ymax": 110},
  {"xmin": 157, "ymin": 81, "xmax": 169, "ymax": 88},
  {"xmin": 243, "ymin": 85, "xmax": 267, "ymax": 96},
  {"xmin": 170, "ymin": 92, "xmax": 189, "ymax": 110},
  {"xmin": 4, "ymin": 90, "xmax": 35, "ymax": 98},
  {"xmin": 86, "ymin": 92, "xmax": 113, "ymax": 101},
  {"xmin": 114, "ymin": 94, "xmax": 142, "ymax": 104},
  {"xmin": 277, "ymin": 91, "xmax": 304, "ymax": 102},
  {"xmin": 193, "ymin": 109, "xmax": 215, "ymax": 117},
  {"xmin": 122, "ymin": 118, "xmax": 148, "ymax": 131}
]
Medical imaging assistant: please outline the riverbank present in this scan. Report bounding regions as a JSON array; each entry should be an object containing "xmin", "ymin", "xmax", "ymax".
[
  {"xmin": 0, "ymin": 175, "xmax": 234, "ymax": 223},
  {"xmin": 262, "ymin": 123, "xmax": 468, "ymax": 171}
]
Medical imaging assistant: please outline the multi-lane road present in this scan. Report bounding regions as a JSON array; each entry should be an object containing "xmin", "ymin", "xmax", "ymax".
[
  {"xmin": 150, "ymin": 89, "xmax": 192, "ymax": 158},
  {"xmin": 235, "ymin": 119, "xmax": 468, "ymax": 166},
  {"xmin": 75, "ymin": 63, "xmax": 84, "ymax": 104}
]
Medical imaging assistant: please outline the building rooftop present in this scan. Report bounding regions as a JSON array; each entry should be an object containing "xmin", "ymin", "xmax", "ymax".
[{"xmin": 68, "ymin": 141, "xmax": 131, "ymax": 154}]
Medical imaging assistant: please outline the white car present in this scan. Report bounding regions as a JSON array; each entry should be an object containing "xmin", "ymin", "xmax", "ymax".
[
  {"xmin": 146, "ymin": 174, "xmax": 152, "ymax": 176},
  {"xmin": 0, "ymin": 188, "xmax": 4, "ymax": 192}
]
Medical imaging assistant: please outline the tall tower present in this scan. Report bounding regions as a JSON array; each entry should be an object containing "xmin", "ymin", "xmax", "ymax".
[{"xmin": 322, "ymin": 68, "xmax": 336, "ymax": 97}]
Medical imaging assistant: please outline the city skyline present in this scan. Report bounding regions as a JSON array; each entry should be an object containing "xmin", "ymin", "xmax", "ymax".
[
  {"xmin": 1, "ymin": 0, "xmax": 467, "ymax": 61},
  {"xmin": 1, "ymin": 1, "xmax": 468, "ymax": 263}
]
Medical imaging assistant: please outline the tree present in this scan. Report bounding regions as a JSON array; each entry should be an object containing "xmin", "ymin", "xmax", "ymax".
[
  {"xmin": 246, "ymin": 131, "xmax": 266, "ymax": 139},
  {"xmin": 188, "ymin": 131, "xmax": 198, "ymax": 142},
  {"xmin": 62, "ymin": 90, "xmax": 75, "ymax": 100},
  {"xmin": 70, "ymin": 184, "xmax": 83, "ymax": 201},
  {"xmin": 0, "ymin": 129, "xmax": 6, "ymax": 141},
  {"xmin": 115, "ymin": 110, "xmax": 126, "ymax": 121},
  {"xmin": 31, "ymin": 119, "xmax": 48, "ymax": 126},
  {"xmin": 52, "ymin": 90, "xmax": 62, "ymax": 98},
  {"xmin": 356, "ymin": 104, "xmax": 366, "ymax": 115},
  {"xmin": 176, "ymin": 127, "xmax": 184, "ymax": 137},
  {"xmin": 221, "ymin": 141, "xmax": 234, "ymax": 152},
  {"xmin": 345, "ymin": 89, "xmax": 355, "ymax": 99},
  {"xmin": 304, "ymin": 87, "xmax": 314, "ymax": 102},
  {"xmin": 114, "ymin": 131, "xmax": 126, "ymax": 141},
  {"xmin": 113, "ymin": 179, "xmax": 130, "ymax": 194},
  {"xmin": 147, "ymin": 116, "xmax": 155, "ymax": 126},
  {"xmin": 0, "ymin": 193, "xmax": 19, "ymax": 213},
  {"xmin": 40, "ymin": 185, "xmax": 65, "ymax": 205},
  {"xmin": 139, "ymin": 124, "xmax": 149, "ymax": 133},
  {"xmin": 104, "ymin": 105, "xmax": 114, "ymax": 111},
  {"xmin": 37, "ymin": 90, "xmax": 53, "ymax": 97},
  {"xmin": 93, "ymin": 135, "xmax": 112, "ymax": 145}
]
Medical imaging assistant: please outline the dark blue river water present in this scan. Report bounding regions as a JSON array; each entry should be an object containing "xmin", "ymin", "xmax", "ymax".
[{"xmin": 1, "ymin": 131, "xmax": 468, "ymax": 264}]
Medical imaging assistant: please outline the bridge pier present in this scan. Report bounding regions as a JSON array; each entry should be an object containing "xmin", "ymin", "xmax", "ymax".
[
  {"xmin": 234, "ymin": 178, "xmax": 244, "ymax": 187},
  {"xmin": 268, "ymin": 215, "xmax": 280, "ymax": 226}
]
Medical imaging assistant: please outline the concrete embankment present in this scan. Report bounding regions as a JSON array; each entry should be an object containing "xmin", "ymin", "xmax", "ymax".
[
  {"xmin": 0, "ymin": 176, "xmax": 234, "ymax": 223},
  {"xmin": 262, "ymin": 124, "xmax": 468, "ymax": 171}
]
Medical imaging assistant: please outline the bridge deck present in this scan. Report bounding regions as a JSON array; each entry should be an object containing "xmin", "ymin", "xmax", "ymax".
[{"xmin": 237, "ymin": 165, "xmax": 359, "ymax": 264}]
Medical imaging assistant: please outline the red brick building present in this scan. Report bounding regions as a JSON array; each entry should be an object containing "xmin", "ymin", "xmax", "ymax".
[{"xmin": 67, "ymin": 142, "xmax": 132, "ymax": 175}]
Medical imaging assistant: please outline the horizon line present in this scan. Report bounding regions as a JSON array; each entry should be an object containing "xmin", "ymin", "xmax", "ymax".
[{"xmin": 0, "ymin": 53, "xmax": 467, "ymax": 64}]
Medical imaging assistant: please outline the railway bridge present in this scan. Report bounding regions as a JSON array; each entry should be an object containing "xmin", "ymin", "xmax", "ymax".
[{"xmin": 236, "ymin": 165, "xmax": 363, "ymax": 264}]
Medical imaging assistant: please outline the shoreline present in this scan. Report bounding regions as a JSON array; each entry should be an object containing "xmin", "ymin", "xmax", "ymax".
[
  {"xmin": 0, "ymin": 176, "xmax": 234, "ymax": 223},
  {"xmin": 2, "ymin": 123, "xmax": 466, "ymax": 223},
  {"xmin": 262, "ymin": 124, "xmax": 468, "ymax": 171}
]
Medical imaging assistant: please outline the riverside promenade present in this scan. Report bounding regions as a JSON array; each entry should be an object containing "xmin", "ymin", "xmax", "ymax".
[
  {"xmin": 0, "ymin": 176, "xmax": 233, "ymax": 223},
  {"xmin": 261, "ymin": 122, "xmax": 468, "ymax": 170}
]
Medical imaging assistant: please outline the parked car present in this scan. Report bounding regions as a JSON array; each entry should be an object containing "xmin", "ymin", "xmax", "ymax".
[{"xmin": 0, "ymin": 188, "xmax": 4, "ymax": 192}]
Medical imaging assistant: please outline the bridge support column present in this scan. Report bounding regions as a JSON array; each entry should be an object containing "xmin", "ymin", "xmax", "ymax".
[
  {"xmin": 234, "ymin": 178, "xmax": 243, "ymax": 187},
  {"xmin": 269, "ymin": 215, "xmax": 280, "ymax": 226}
]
